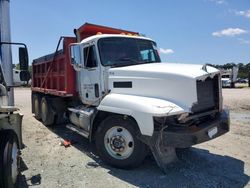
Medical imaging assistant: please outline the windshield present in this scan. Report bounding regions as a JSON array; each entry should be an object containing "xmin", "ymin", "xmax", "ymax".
[{"xmin": 98, "ymin": 37, "xmax": 161, "ymax": 67}]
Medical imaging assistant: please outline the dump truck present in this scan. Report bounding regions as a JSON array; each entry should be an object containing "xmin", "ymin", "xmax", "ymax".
[
  {"xmin": 31, "ymin": 23, "xmax": 230, "ymax": 172},
  {"xmin": 0, "ymin": 0, "xmax": 29, "ymax": 187}
]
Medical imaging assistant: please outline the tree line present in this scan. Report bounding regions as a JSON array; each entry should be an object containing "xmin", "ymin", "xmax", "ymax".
[{"xmin": 207, "ymin": 63, "xmax": 250, "ymax": 78}]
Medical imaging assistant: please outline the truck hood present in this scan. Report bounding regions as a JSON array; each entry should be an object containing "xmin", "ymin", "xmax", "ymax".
[{"xmin": 108, "ymin": 62, "xmax": 220, "ymax": 112}]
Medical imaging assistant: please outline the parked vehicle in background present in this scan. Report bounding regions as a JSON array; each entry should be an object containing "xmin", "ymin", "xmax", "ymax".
[
  {"xmin": 0, "ymin": 0, "xmax": 29, "ymax": 187},
  {"xmin": 31, "ymin": 22, "xmax": 230, "ymax": 172},
  {"xmin": 221, "ymin": 66, "xmax": 238, "ymax": 88},
  {"xmin": 237, "ymin": 78, "xmax": 248, "ymax": 84},
  {"xmin": 221, "ymin": 74, "xmax": 231, "ymax": 87},
  {"xmin": 13, "ymin": 68, "xmax": 27, "ymax": 86}
]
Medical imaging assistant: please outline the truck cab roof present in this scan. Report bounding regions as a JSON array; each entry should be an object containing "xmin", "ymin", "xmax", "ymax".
[{"xmin": 79, "ymin": 34, "xmax": 155, "ymax": 44}]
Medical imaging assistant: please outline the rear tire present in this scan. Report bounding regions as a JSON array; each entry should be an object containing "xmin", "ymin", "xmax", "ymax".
[
  {"xmin": 33, "ymin": 94, "xmax": 41, "ymax": 120},
  {"xmin": 0, "ymin": 132, "xmax": 20, "ymax": 188},
  {"xmin": 41, "ymin": 97, "xmax": 55, "ymax": 126},
  {"xmin": 95, "ymin": 116, "xmax": 147, "ymax": 169}
]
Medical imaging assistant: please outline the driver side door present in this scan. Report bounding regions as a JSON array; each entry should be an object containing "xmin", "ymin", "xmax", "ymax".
[{"xmin": 79, "ymin": 44, "xmax": 101, "ymax": 106}]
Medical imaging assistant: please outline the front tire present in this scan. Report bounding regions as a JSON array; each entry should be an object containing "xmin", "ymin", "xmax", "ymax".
[
  {"xmin": 95, "ymin": 116, "xmax": 147, "ymax": 169},
  {"xmin": 0, "ymin": 132, "xmax": 20, "ymax": 188}
]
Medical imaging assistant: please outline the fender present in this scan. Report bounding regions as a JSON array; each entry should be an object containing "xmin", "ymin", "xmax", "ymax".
[
  {"xmin": 0, "ymin": 113, "xmax": 23, "ymax": 149},
  {"xmin": 97, "ymin": 93, "xmax": 187, "ymax": 136}
]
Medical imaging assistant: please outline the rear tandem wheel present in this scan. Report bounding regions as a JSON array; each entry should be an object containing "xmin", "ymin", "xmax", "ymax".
[
  {"xmin": 40, "ymin": 97, "xmax": 55, "ymax": 126},
  {"xmin": 33, "ymin": 94, "xmax": 41, "ymax": 120}
]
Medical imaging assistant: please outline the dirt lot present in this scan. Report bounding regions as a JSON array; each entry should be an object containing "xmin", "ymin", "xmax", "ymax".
[{"xmin": 15, "ymin": 87, "xmax": 250, "ymax": 188}]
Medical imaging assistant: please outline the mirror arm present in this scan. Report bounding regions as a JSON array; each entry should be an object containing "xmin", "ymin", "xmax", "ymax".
[{"xmin": 0, "ymin": 41, "xmax": 27, "ymax": 49}]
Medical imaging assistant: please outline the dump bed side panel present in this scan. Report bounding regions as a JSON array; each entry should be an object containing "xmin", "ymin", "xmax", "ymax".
[{"xmin": 32, "ymin": 37, "xmax": 77, "ymax": 97}]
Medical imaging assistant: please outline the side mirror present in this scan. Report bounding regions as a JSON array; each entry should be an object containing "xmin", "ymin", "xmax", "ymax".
[
  {"xmin": 19, "ymin": 47, "xmax": 29, "ymax": 71},
  {"xmin": 20, "ymin": 71, "xmax": 30, "ymax": 82},
  {"xmin": 70, "ymin": 44, "xmax": 82, "ymax": 71}
]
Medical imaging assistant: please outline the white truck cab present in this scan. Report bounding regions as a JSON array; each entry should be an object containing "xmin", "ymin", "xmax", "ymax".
[{"xmin": 68, "ymin": 33, "xmax": 230, "ymax": 172}]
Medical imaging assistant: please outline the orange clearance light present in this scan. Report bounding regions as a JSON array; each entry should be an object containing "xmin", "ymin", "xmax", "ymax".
[{"xmin": 96, "ymin": 32, "xmax": 102, "ymax": 35}]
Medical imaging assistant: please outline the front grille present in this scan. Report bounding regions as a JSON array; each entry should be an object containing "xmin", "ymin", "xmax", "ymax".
[{"xmin": 191, "ymin": 76, "xmax": 219, "ymax": 113}]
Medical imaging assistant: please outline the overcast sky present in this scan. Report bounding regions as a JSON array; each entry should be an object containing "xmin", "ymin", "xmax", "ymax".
[{"xmin": 10, "ymin": 0, "xmax": 250, "ymax": 65}]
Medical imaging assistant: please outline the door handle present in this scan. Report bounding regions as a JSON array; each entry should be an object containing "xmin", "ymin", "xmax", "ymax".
[{"xmin": 94, "ymin": 84, "xmax": 99, "ymax": 98}]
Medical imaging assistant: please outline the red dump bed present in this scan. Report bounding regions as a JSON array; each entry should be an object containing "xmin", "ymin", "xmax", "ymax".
[
  {"xmin": 75, "ymin": 22, "xmax": 139, "ymax": 42},
  {"xmin": 32, "ymin": 23, "xmax": 138, "ymax": 97},
  {"xmin": 32, "ymin": 37, "xmax": 77, "ymax": 97}
]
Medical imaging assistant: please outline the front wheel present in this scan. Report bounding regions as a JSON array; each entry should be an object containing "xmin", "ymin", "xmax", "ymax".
[
  {"xmin": 95, "ymin": 116, "xmax": 147, "ymax": 169},
  {"xmin": 0, "ymin": 132, "xmax": 20, "ymax": 188}
]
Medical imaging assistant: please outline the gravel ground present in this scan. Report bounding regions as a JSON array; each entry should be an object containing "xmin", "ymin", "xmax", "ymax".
[{"xmin": 14, "ymin": 87, "xmax": 250, "ymax": 188}]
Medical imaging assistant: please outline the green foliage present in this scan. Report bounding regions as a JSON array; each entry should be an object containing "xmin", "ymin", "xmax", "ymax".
[
  {"xmin": 238, "ymin": 63, "xmax": 250, "ymax": 78},
  {"xmin": 208, "ymin": 63, "xmax": 250, "ymax": 78},
  {"xmin": 15, "ymin": 63, "xmax": 20, "ymax": 70}
]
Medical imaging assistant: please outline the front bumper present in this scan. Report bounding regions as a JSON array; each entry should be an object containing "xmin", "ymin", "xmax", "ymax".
[
  {"xmin": 160, "ymin": 109, "xmax": 230, "ymax": 148},
  {"xmin": 140, "ymin": 109, "xmax": 230, "ymax": 148}
]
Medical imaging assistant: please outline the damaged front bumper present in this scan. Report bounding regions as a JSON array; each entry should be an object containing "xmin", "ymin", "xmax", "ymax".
[
  {"xmin": 140, "ymin": 109, "xmax": 230, "ymax": 148},
  {"xmin": 159, "ymin": 109, "xmax": 230, "ymax": 148},
  {"xmin": 139, "ymin": 108, "xmax": 230, "ymax": 173}
]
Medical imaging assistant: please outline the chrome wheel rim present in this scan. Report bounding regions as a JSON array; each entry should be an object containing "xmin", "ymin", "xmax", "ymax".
[{"xmin": 104, "ymin": 126, "xmax": 134, "ymax": 160}]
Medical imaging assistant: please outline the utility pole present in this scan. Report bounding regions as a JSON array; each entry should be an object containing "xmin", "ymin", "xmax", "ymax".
[{"xmin": 0, "ymin": 0, "xmax": 14, "ymax": 105}]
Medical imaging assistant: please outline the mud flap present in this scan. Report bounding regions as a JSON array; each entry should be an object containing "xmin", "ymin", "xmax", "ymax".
[{"xmin": 146, "ymin": 133, "xmax": 178, "ymax": 173}]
